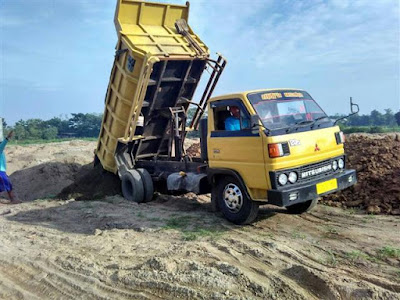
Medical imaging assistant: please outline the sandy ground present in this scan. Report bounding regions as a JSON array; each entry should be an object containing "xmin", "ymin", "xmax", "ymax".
[{"xmin": 0, "ymin": 140, "xmax": 399, "ymax": 299}]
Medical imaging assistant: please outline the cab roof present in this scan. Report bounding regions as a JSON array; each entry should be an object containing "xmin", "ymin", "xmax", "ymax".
[{"xmin": 209, "ymin": 88, "xmax": 307, "ymax": 102}]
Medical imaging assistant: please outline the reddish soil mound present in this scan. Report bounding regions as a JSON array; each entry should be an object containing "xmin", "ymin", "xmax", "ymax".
[
  {"xmin": 57, "ymin": 164, "xmax": 121, "ymax": 200},
  {"xmin": 186, "ymin": 143, "xmax": 201, "ymax": 157},
  {"xmin": 323, "ymin": 133, "xmax": 400, "ymax": 215}
]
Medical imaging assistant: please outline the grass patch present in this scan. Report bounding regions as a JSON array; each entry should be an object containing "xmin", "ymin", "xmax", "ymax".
[
  {"xmin": 291, "ymin": 230, "xmax": 306, "ymax": 240},
  {"xmin": 345, "ymin": 250, "xmax": 364, "ymax": 261},
  {"xmin": 163, "ymin": 216, "xmax": 193, "ymax": 230},
  {"xmin": 346, "ymin": 208, "xmax": 359, "ymax": 215},
  {"xmin": 340, "ymin": 126, "xmax": 400, "ymax": 134},
  {"xmin": 325, "ymin": 226, "xmax": 339, "ymax": 235},
  {"xmin": 162, "ymin": 216, "xmax": 224, "ymax": 241},
  {"xmin": 182, "ymin": 228, "xmax": 223, "ymax": 241},
  {"xmin": 344, "ymin": 250, "xmax": 378, "ymax": 263},
  {"xmin": 9, "ymin": 137, "xmax": 97, "ymax": 146},
  {"xmin": 326, "ymin": 250, "xmax": 338, "ymax": 267},
  {"xmin": 377, "ymin": 246, "xmax": 400, "ymax": 259},
  {"xmin": 146, "ymin": 217, "xmax": 162, "ymax": 222},
  {"xmin": 260, "ymin": 232, "xmax": 275, "ymax": 240}
]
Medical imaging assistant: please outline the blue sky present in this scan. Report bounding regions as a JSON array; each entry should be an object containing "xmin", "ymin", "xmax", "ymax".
[{"xmin": 1, "ymin": 0, "xmax": 399, "ymax": 125}]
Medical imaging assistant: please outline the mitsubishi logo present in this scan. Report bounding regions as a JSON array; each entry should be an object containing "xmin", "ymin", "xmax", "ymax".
[{"xmin": 314, "ymin": 143, "xmax": 320, "ymax": 151}]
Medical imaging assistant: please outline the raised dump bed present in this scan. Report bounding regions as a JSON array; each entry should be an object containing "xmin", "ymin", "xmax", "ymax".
[{"xmin": 96, "ymin": 0, "xmax": 211, "ymax": 173}]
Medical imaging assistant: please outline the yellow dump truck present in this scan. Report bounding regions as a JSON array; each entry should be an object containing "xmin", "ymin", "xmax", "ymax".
[{"xmin": 96, "ymin": 0, "xmax": 357, "ymax": 224}]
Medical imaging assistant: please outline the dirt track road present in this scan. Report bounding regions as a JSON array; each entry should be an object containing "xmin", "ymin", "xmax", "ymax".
[{"xmin": 1, "ymin": 195, "xmax": 399, "ymax": 299}]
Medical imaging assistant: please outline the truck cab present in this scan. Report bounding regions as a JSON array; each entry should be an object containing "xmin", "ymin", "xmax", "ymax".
[{"xmin": 205, "ymin": 89, "xmax": 357, "ymax": 224}]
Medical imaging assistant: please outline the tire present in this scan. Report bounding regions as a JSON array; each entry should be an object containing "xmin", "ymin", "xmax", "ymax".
[
  {"xmin": 216, "ymin": 176, "xmax": 259, "ymax": 225},
  {"xmin": 121, "ymin": 169, "xmax": 144, "ymax": 203},
  {"xmin": 93, "ymin": 154, "xmax": 100, "ymax": 167},
  {"xmin": 136, "ymin": 168, "xmax": 154, "ymax": 202},
  {"xmin": 286, "ymin": 198, "xmax": 318, "ymax": 214}
]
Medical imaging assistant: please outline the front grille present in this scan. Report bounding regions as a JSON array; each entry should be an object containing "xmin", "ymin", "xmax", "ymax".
[
  {"xmin": 270, "ymin": 156, "xmax": 344, "ymax": 189},
  {"xmin": 299, "ymin": 160, "xmax": 335, "ymax": 183}
]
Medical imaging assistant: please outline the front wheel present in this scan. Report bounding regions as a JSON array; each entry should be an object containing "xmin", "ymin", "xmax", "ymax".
[
  {"xmin": 286, "ymin": 198, "xmax": 318, "ymax": 214},
  {"xmin": 215, "ymin": 177, "xmax": 259, "ymax": 225}
]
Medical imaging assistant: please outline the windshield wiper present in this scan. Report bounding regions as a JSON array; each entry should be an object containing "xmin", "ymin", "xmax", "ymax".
[
  {"xmin": 314, "ymin": 116, "xmax": 330, "ymax": 122},
  {"xmin": 286, "ymin": 120, "xmax": 314, "ymax": 133},
  {"xmin": 310, "ymin": 116, "xmax": 331, "ymax": 128}
]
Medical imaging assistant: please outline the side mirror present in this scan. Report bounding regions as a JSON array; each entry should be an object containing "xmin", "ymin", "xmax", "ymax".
[
  {"xmin": 334, "ymin": 97, "xmax": 360, "ymax": 125},
  {"xmin": 250, "ymin": 114, "xmax": 261, "ymax": 135},
  {"xmin": 350, "ymin": 97, "xmax": 359, "ymax": 114}
]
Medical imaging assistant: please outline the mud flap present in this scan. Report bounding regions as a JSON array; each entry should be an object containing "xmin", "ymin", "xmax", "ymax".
[{"xmin": 210, "ymin": 187, "xmax": 219, "ymax": 212}]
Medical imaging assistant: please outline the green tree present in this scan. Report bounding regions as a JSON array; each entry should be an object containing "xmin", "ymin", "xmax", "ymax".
[
  {"xmin": 395, "ymin": 111, "xmax": 400, "ymax": 126},
  {"xmin": 13, "ymin": 122, "xmax": 29, "ymax": 140},
  {"xmin": 45, "ymin": 117, "xmax": 70, "ymax": 136},
  {"xmin": 370, "ymin": 110, "xmax": 385, "ymax": 126},
  {"xmin": 69, "ymin": 113, "xmax": 102, "ymax": 137},
  {"xmin": 42, "ymin": 126, "xmax": 58, "ymax": 140},
  {"xmin": 383, "ymin": 109, "xmax": 396, "ymax": 127}
]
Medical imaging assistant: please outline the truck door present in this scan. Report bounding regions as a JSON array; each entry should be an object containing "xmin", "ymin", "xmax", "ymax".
[{"xmin": 208, "ymin": 99, "xmax": 268, "ymax": 195}]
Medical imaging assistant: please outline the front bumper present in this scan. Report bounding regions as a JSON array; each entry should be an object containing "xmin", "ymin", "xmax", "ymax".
[{"xmin": 267, "ymin": 169, "xmax": 356, "ymax": 207}]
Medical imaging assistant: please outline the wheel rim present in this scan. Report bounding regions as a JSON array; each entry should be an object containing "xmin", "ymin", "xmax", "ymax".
[{"xmin": 223, "ymin": 183, "xmax": 243, "ymax": 213}]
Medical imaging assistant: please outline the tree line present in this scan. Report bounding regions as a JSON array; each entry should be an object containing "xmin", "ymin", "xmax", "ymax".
[
  {"xmin": 333, "ymin": 109, "xmax": 399, "ymax": 127},
  {"xmin": 3, "ymin": 113, "xmax": 103, "ymax": 141},
  {"xmin": 2, "ymin": 108, "xmax": 399, "ymax": 141}
]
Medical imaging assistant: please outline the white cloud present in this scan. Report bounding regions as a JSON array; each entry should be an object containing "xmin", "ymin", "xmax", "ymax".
[{"xmin": 189, "ymin": 0, "xmax": 399, "ymax": 75}]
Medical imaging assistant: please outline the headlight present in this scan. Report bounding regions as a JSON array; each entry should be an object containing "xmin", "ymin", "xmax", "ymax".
[
  {"xmin": 332, "ymin": 160, "xmax": 338, "ymax": 171},
  {"xmin": 338, "ymin": 158, "xmax": 344, "ymax": 169},
  {"xmin": 288, "ymin": 172, "xmax": 298, "ymax": 183},
  {"xmin": 278, "ymin": 173, "xmax": 288, "ymax": 186}
]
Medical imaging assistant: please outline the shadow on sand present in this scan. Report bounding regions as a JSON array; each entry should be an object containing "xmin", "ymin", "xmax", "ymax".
[{"xmin": 7, "ymin": 194, "xmax": 282, "ymax": 236}]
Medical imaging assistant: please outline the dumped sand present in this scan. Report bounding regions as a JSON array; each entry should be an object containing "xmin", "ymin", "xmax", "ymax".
[
  {"xmin": 57, "ymin": 164, "xmax": 121, "ymax": 201},
  {"xmin": 5, "ymin": 140, "xmax": 97, "ymax": 202},
  {"xmin": 0, "ymin": 137, "xmax": 399, "ymax": 299}
]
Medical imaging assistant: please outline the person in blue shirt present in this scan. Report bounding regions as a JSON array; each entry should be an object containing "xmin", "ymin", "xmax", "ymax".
[
  {"xmin": 224, "ymin": 106, "xmax": 249, "ymax": 131},
  {"xmin": 0, "ymin": 130, "xmax": 19, "ymax": 204}
]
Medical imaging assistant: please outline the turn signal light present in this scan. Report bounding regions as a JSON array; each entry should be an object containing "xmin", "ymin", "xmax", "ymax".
[
  {"xmin": 335, "ymin": 131, "xmax": 345, "ymax": 144},
  {"xmin": 268, "ymin": 142, "xmax": 290, "ymax": 158}
]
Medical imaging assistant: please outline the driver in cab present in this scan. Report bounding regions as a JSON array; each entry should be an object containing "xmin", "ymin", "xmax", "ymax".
[{"xmin": 225, "ymin": 106, "xmax": 249, "ymax": 131}]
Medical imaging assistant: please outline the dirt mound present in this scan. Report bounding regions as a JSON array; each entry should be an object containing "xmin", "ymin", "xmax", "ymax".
[
  {"xmin": 323, "ymin": 133, "xmax": 400, "ymax": 215},
  {"xmin": 186, "ymin": 143, "xmax": 201, "ymax": 157},
  {"xmin": 58, "ymin": 164, "xmax": 121, "ymax": 200},
  {"xmin": 9, "ymin": 163, "xmax": 82, "ymax": 202}
]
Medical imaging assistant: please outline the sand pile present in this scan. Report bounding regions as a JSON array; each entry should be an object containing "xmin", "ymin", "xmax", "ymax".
[
  {"xmin": 3, "ymin": 140, "xmax": 98, "ymax": 202},
  {"xmin": 57, "ymin": 164, "xmax": 121, "ymax": 200},
  {"xmin": 9, "ymin": 163, "xmax": 82, "ymax": 202},
  {"xmin": 323, "ymin": 133, "xmax": 400, "ymax": 215}
]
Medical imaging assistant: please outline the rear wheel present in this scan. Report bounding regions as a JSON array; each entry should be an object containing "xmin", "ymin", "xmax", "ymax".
[
  {"xmin": 286, "ymin": 198, "xmax": 318, "ymax": 214},
  {"xmin": 136, "ymin": 168, "xmax": 154, "ymax": 202},
  {"xmin": 121, "ymin": 169, "xmax": 144, "ymax": 203},
  {"xmin": 216, "ymin": 177, "xmax": 259, "ymax": 225}
]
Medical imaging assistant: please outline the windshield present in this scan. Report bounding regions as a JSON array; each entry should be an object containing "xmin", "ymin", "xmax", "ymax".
[{"xmin": 247, "ymin": 90, "xmax": 329, "ymax": 130}]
